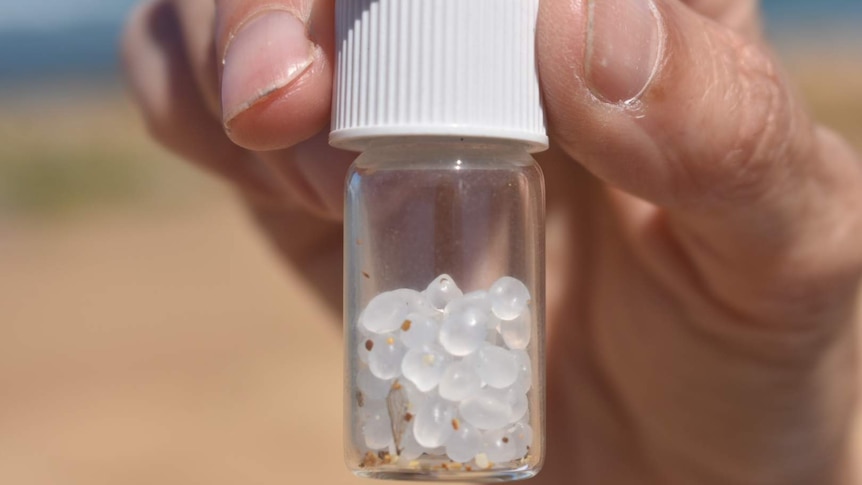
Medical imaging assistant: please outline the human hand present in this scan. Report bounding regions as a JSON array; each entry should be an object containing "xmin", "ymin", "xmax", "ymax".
[{"xmin": 122, "ymin": 0, "xmax": 862, "ymax": 483}]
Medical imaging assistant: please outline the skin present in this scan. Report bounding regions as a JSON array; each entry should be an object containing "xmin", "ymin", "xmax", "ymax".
[{"xmin": 122, "ymin": 0, "xmax": 862, "ymax": 483}]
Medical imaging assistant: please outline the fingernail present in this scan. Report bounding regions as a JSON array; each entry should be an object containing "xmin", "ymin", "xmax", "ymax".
[
  {"xmin": 585, "ymin": 0, "xmax": 662, "ymax": 104},
  {"xmin": 222, "ymin": 10, "xmax": 315, "ymax": 124}
]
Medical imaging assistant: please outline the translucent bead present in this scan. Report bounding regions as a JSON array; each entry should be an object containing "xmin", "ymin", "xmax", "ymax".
[
  {"xmin": 440, "ymin": 294, "xmax": 492, "ymax": 356},
  {"xmin": 357, "ymin": 366, "xmax": 392, "ymax": 400},
  {"xmin": 445, "ymin": 421, "xmax": 483, "ymax": 463},
  {"xmin": 399, "ymin": 312, "xmax": 439, "ymax": 350},
  {"xmin": 361, "ymin": 399, "xmax": 393, "ymax": 450},
  {"xmin": 413, "ymin": 397, "xmax": 456, "ymax": 448},
  {"xmin": 508, "ymin": 388, "xmax": 528, "ymax": 423},
  {"xmin": 499, "ymin": 310, "xmax": 531, "ymax": 350},
  {"xmin": 510, "ymin": 349, "xmax": 533, "ymax": 394},
  {"xmin": 462, "ymin": 291, "xmax": 500, "ymax": 332},
  {"xmin": 459, "ymin": 389, "xmax": 513, "ymax": 430},
  {"xmin": 399, "ymin": 429, "xmax": 444, "ymax": 460},
  {"xmin": 438, "ymin": 361, "xmax": 483, "ymax": 402},
  {"xmin": 360, "ymin": 289, "xmax": 425, "ymax": 334},
  {"xmin": 488, "ymin": 276, "xmax": 531, "ymax": 320},
  {"xmin": 508, "ymin": 422, "xmax": 533, "ymax": 458},
  {"xmin": 423, "ymin": 274, "xmax": 464, "ymax": 310},
  {"xmin": 483, "ymin": 428, "xmax": 518, "ymax": 463},
  {"xmin": 485, "ymin": 328, "xmax": 502, "ymax": 347},
  {"xmin": 401, "ymin": 344, "xmax": 448, "ymax": 392},
  {"xmin": 426, "ymin": 446, "xmax": 447, "ymax": 457},
  {"xmin": 397, "ymin": 378, "xmax": 430, "ymax": 415},
  {"xmin": 462, "ymin": 290, "xmax": 492, "ymax": 313},
  {"xmin": 367, "ymin": 334, "xmax": 406, "ymax": 380},
  {"xmin": 475, "ymin": 344, "xmax": 519, "ymax": 389},
  {"xmin": 397, "ymin": 421, "xmax": 424, "ymax": 461}
]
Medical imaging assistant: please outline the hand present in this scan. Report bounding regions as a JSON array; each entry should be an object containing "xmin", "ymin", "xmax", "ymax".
[{"xmin": 122, "ymin": 0, "xmax": 862, "ymax": 483}]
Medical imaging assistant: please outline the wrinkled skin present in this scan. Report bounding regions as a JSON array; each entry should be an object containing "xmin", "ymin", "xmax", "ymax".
[{"xmin": 122, "ymin": 0, "xmax": 862, "ymax": 483}]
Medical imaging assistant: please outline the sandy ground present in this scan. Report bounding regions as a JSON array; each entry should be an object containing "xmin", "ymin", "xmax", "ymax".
[
  {"xmin": 0, "ymin": 197, "xmax": 379, "ymax": 484},
  {"xmin": 0, "ymin": 48, "xmax": 860, "ymax": 484}
]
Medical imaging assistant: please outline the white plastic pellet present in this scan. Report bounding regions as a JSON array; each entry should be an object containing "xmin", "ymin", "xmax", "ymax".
[
  {"xmin": 367, "ymin": 334, "xmax": 406, "ymax": 380},
  {"xmin": 499, "ymin": 310, "xmax": 531, "ymax": 350},
  {"xmin": 399, "ymin": 311, "xmax": 439, "ymax": 349},
  {"xmin": 508, "ymin": 422, "xmax": 533, "ymax": 458},
  {"xmin": 357, "ymin": 366, "xmax": 393, "ymax": 400},
  {"xmin": 423, "ymin": 274, "xmax": 464, "ymax": 310},
  {"xmin": 483, "ymin": 428, "xmax": 518, "ymax": 463},
  {"xmin": 401, "ymin": 344, "xmax": 448, "ymax": 392},
  {"xmin": 459, "ymin": 389, "xmax": 513, "ymax": 430},
  {"xmin": 445, "ymin": 421, "xmax": 483, "ymax": 463},
  {"xmin": 439, "ymin": 294, "xmax": 492, "ymax": 356},
  {"xmin": 475, "ymin": 344, "xmax": 520, "ymax": 389},
  {"xmin": 488, "ymin": 276, "xmax": 531, "ymax": 321},
  {"xmin": 360, "ymin": 289, "xmax": 425, "ymax": 334},
  {"xmin": 361, "ymin": 399, "xmax": 394, "ymax": 450},
  {"xmin": 508, "ymin": 389, "xmax": 528, "ymax": 423},
  {"xmin": 413, "ymin": 397, "xmax": 457, "ymax": 448},
  {"xmin": 510, "ymin": 349, "xmax": 533, "ymax": 394},
  {"xmin": 438, "ymin": 361, "xmax": 483, "ymax": 402}
]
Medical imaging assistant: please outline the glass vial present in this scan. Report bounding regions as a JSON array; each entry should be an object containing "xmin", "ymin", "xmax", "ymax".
[
  {"xmin": 330, "ymin": 0, "xmax": 547, "ymax": 480},
  {"xmin": 343, "ymin": 141, "xmax": 545, "ymax": 480}
]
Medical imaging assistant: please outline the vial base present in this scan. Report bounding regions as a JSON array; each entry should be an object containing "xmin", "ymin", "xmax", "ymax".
[{"xmin": 355, "ymin": 459, "xmax": 538, "ymax": 482}]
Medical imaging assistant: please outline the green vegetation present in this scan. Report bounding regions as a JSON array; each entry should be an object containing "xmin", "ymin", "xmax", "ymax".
[{"xmin": 0, "ymin": 145, "xmax": 151, "ymax": 216}]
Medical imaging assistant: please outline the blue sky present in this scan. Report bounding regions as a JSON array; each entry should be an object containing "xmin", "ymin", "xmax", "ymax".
[
  {"xmin": 0, "ymin": 0, "xmax": 860, "ymax": 32},
  {"xmin": 0, "ymin": 0, "xmax": 138, "ymax": 31}
]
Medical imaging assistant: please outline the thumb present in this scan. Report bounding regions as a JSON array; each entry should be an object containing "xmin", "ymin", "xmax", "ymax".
[
  {"xmin": 538, "ymin": 0, "xmax": 818, "ymax": 210},
  {"xmin": 538, "ymin": 0, "xmax": 862, "ymax": 324},
  {"xmin": 215, "ymin": 0, "xmax": 335, "ymax": 150}
]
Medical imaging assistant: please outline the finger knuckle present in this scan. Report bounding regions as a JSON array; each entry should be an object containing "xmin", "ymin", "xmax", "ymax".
[
  {"xmin": 703, "ymin": 40, "xmax": 804, "ymax": 203},
  {"xmin": 121, "ymin": 0, "xmax": 201, "ymax": 150}
]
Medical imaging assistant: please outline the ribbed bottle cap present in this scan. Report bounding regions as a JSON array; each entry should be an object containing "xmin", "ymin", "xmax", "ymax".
[{"xmin": 330, "ymin": 0, "xmax": 548, "ymax": 152}]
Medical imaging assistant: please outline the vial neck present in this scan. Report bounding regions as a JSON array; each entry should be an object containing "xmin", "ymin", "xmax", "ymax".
[{"xmin": 363, "ymin": 137, "xmax": 532, "ymax": 158}]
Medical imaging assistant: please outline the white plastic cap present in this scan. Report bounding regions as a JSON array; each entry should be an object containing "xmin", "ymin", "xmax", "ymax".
[{"xmin": 330, "ymin": 0, "xmax": 548, "ymax": 153}]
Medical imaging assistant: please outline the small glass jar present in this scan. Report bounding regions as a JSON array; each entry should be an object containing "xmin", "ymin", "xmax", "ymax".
[{"xmin": 343, "ymin": 139, "xmax": 545, "ymax": 480}]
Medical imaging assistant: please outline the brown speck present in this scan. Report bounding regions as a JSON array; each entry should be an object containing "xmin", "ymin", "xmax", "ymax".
[
  {"xmin": 502, "ymin": 437, "xmax": 509, "ymax": 444},
  {"xmin": 365, "ymin": 339, "xmax": 374, "ymax": 351},
  {"xmin": 441, "ymin": 463, "xmax": 449, "ymax": 470},
  {"xmin": 404, "ymin": 412, "xmax": 413, "ymax": 422},
  {"xmin": 392, "ymin": 380, "xmax": 402, "ymax": 390},
  {"xmin": 401, "ymin": 319, "xmax": 412, "ymax": 331},
  {"xmin": 378, "ymin": 451, "xmax": 394, "ymax": 465},
  {"xmin": 362, "ymin": 271, "xmax": 370, "ymax": 279},
  {"xmin": 465, "ymin": 466, "xmax": 472, "ymax": 471},
  {"xmin": 356, "ymin": 390, "xmax": 365, "ymax": 407},
  {"xmin": 451, "ymin": 418, "xmax": 460, "ymax": 431},
  {"xmin": 360, "ymin": 451, "xmax": 378, "ymax": 468},
  {"xmin": 386, "ymin": 337, "xmax": 395, "ymax": 346}
]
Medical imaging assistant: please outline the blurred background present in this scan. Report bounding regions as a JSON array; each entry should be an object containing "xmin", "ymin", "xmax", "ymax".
[{"xmin": 0, "ymin": 1, "xmax": 860, "ymax": 484}]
